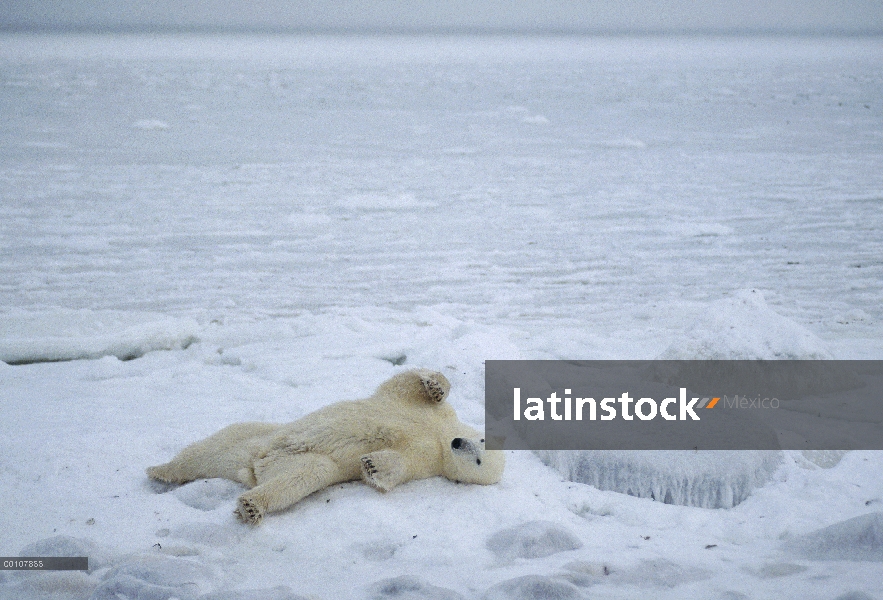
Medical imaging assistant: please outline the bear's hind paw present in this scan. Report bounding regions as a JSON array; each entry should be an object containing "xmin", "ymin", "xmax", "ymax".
[
  {"xmin": 236, "ymin": 496, "xmax": 264, "ymax": 525},
  {"xmin": 146, "ymin": 464, "xmax": 181, "ymax": 484}
]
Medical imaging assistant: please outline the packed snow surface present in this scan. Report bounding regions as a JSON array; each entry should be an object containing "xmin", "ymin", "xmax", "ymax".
[{"xmin": 1, "ymin": 34, "xmax": 882, "ymax": 599}]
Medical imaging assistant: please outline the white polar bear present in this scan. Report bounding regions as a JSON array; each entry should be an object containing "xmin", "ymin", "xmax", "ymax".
[{"xmin": 147, "ymin": 369, "xmax": 505, "ymax": 524}]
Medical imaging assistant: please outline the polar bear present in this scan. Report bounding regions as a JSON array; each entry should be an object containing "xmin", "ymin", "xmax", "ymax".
[{"xmin": 147, "ymin": 369, "xmax": 505, "ymax": 524}]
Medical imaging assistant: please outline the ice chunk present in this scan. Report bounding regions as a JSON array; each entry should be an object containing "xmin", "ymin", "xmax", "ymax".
[
  {"xmin": 785, "ymin": 512, "xmax": 883, "ymax": 561},
  {"xmin": 486, "ymin": 521, "xmax": 582, "ymax": 560},
  {"xmin": 537, "ymin": 450, "xmax": 783, "ymax": 509},
  {"xmin": 172, "ymin": 479, "xmax": 244, "ymax": 511},
  {"xmin": 0, "ymin": 309, "xmax": 199, "ymax": 364},
  {"xmin": 368, "ymin": 576, "xmax": 465, "ymax": 600},
  {"xmin": 198, "ymin": 586, "xmax": 310, "ymax": 600},
  {"xmin": 481, "ymin": 575, "xmax": 582, "ymax": 600},
  {"xmin": 658, "ymin": 289, "xmax": 833, "ymax": 360}
]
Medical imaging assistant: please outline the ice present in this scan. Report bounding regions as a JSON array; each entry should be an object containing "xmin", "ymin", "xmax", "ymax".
[
  {"xmin": 536, "ymin": 450, "xmax": 783, "ymax": 508},
  {"xmin": 486, "ymin": 521, "xmax": 583, "ymax": 560},
  {"xmin": 1, "ymin": 33, "xmax": 883, "ymax": 600},
  {"xmin": 368, "ymin": 576, "xmax": 465, "ymax": 600},
  {"xmin": 785, "ymin": 512, "xmax": 883, "ymax": 561},
  {"xmin": 481, "ymin": 575, "xmax": 583, "ymax": 600},
  {"xmin": 0, "ymin": 309, "xmax": 199, "ymax": 364}
]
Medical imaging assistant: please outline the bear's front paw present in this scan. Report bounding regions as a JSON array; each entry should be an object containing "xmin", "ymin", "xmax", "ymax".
[
  {"xmin": 360, "ymin": 451, "xmax": 406, "ymax": 493},
  {"xmin": 421, "ymin": 377, "xmax": 446, "ymax": 404},
  {"xmin": 236, "ymin": 496, "xmax": 264, "ymax": 525}
]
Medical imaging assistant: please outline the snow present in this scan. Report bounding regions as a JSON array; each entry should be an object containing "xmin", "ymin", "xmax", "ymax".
[
  {"xmin": 486, "ymin": 521, "xmax": 583, "ymax": 560},
  {"xmin": 1, "ymin": 33, "xmax": 883, "ymax": 599},
  {"xmin": 0, "ymin": 309, "xmax": 199, "ymax": 364},
  {"xmin": 658, "ymin": 289, "xmax": 834, "ymax": 360}
]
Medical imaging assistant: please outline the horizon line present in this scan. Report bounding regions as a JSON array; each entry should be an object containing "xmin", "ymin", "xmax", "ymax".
[{"xmin": 3, "ymin": 24, "xmax": 883, "ymax": 37}]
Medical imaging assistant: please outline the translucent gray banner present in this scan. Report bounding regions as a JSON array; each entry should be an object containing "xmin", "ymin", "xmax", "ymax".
[
  {"xmin": 484, "ymin": 360, "xmax": 883, "ymax": 450},
  {"xmin": 1, "ymin": 557, "xmax": 88, "ymax": 570}
]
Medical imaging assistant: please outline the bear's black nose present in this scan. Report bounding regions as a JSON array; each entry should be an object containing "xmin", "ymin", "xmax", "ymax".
[{"xmin": 451, "ymin": 437, "xmax": 463, "ymax": 450}]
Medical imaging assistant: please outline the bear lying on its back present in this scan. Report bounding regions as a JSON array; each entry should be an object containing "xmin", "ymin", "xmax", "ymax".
[{"xmin": 147, "ymin": 369, "xmax": 505, "ymax": 524}]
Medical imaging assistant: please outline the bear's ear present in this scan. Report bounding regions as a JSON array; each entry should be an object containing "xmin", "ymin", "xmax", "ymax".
[{"xmin": 418, "ymin": 371, "xmax": 450, "ymax": 404}]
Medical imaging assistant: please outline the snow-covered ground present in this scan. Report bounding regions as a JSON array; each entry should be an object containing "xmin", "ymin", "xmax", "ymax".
[{"xmin": 1, "ymin": 34, "xmax": 882, "ymax": 599}]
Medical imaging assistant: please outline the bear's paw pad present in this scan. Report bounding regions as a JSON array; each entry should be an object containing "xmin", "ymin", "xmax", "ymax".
[
  {"xmin": 361, "ymin": 456, "xmax": 389, "ymax": 492},
  {"xmin": 235, "ymin": 497, "xmax": 264, "ymax": 525},
  {"xmin": 421, "ymin": 378, "xmax": 445, "ymax": 403}
]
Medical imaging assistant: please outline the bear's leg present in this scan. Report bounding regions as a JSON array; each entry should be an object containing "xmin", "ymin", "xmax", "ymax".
[
  {"xmin": 146, "ymin": 422, "xmax": 279, "ymax": 486},
  {"xmin": 419, "ymin": 371, "xmax": 449, "ymax": 404},
  {"xmin": 236, "ymin": 453, "xmax": 342, "ymax": 525}
]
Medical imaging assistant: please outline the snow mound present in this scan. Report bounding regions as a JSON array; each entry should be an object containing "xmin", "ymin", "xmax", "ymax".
[
  {"xmin": 18, "ymin": 535, "xmax": 111, "ymax": 573},
  {"xmin": 486, "ymin": 521, "xmax": 583, "ymax": 560},
  {"xmin": 658, "ymin": 290, "xmax": 833, "ymax": 359},
  {"xmin": 171, "ymin": 479, "xmax": 244, "ymax": 511},
  {"xmin": 369, "ymin": 576, "xmax": 465, "ymax": 600},
  {"xmin": 199, "ymin": 587, "xmax": 310, "ymax": 600},
  {"xmin": 0, "ymin": 309, "xmax": 199, "ymax": 364},
  {"xmin": 482, "ymin": 575, "xmax": 583, "ymax": 600},
  {"xmin": 797, "ymin": 450, "xmax": 849, "ymax": 469},
  {"xmin": 91, "ymin": 556, "xmax": 214, "ymax": 600},
  {"xmin": 0, "ymin": 536, "xmax": 120, "ymax": 600},
  {"xmin": 785, "ymin": 512, "xmax": 883, "ymax": 561},
  {"xmin": 0, "ymin": 571, "xmax": 95, "ymax": 600},
  {"xmin": 604, "ymin": 558, "xmax": 711, "ymax": 588},
  {"xmin": 536, "ymin": 450, "xmax": 783, "ymax": 509},
  {"xmin": 92, "ymin": 574, "xmax": 199, "ymax": 600}
]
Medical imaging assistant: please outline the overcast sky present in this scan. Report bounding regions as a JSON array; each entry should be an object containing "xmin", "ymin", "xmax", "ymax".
[{"xmin": 2, "ymin": 0, "xmax": 882, "ymax": 34}]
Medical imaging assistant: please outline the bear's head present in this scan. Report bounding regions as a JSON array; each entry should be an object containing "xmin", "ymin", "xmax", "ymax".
[{"xmin": 442, "ymin": 431, "xmax": 505, "ymax": 485}]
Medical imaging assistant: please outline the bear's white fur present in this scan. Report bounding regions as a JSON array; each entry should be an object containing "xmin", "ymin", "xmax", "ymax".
[{"xmin": 147, "ymin": 369, "xmax": 505, "ymax": 524}]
